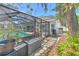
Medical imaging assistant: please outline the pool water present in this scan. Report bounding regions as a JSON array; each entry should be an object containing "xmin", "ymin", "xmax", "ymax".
[
  {"xmin": 10, "ymin": 32, "xmax": 32, "ymax": 38},
  {"xmin": 0, "ymin": 32, "xmax": 32, "ymax": 44}
]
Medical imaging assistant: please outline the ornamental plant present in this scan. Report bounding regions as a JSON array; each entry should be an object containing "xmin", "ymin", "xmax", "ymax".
[{"xmin": 57, "ymin": 35, "xmax": 79, "ymax": 56}]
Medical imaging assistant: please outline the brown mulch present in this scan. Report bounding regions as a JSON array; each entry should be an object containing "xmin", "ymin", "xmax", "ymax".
[{"xmin": 59, "ymin": 35, "xmax": 67, "ymax": 43}]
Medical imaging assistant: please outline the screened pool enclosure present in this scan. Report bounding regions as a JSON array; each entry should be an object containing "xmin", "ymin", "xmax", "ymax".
[
  {"xmin": 0, "ymin": 4, "xmax": 50, "ymax": 43},
  {"xmin": 0, "ymin": 4, "xmax": 52, "ymax": 56}
]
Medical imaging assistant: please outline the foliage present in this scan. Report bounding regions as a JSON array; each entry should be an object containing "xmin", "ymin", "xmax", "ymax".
[{"xmin": 57, "ymin": 35, "xmax": 79, "ymax": 56}]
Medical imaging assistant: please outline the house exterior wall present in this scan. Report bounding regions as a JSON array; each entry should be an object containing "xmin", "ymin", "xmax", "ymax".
[{"xmin": 45, "ymin": 19, "xmax": 64, "ymax": 36}]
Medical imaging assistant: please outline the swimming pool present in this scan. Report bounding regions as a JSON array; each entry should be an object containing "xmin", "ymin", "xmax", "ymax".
[{"xmin": 10, "ymin": 32, "xmax": 32, "ymax": 38}]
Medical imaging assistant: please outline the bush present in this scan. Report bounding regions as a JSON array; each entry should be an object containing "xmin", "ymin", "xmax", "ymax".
[{"xmin": 57, "ymin": 36, "xmax": 79, "ymax": 56}]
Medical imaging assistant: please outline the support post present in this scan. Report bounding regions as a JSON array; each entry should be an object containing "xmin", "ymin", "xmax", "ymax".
[{"xmin": 33, "ymin": 18, "xmax": 36, "ymax": 38}]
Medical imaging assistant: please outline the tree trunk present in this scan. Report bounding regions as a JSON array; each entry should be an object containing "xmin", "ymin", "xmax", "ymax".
[{"xmin": 66, "ymin": 4, "xmax": 78, "ymax": 36}]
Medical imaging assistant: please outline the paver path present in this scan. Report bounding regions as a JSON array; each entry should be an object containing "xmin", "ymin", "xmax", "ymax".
[{"xmin": 32, "ymin": 37, "xmax": 58, "ymax": 56}]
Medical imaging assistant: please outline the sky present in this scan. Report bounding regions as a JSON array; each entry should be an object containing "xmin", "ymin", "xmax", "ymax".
[
  {"xmin": 14, "ymin": 3, "xmax": 79, "ymax": 17},
  {"xmin": 16, "ymin": 3, "xmax": 57, "ymax": 17}
]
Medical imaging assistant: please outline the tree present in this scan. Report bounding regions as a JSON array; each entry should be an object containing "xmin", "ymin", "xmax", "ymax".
[
  {"xmin": 64, "ymin": 4, "xmax": 78, "ymax": 36},
  {"xmin": 56, "ymin": 4, "xmax": 67, "ymax": 26}
]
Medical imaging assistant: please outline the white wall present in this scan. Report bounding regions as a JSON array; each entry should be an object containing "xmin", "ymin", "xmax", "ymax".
[{"xmin": 49, "ymin": 20, "xmax": 67, "ymax": 35}]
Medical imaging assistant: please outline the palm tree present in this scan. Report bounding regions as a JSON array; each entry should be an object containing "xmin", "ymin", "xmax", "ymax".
[{"xmin": 56, "ymin": 4, "xmax": 67, "ymax": 26}]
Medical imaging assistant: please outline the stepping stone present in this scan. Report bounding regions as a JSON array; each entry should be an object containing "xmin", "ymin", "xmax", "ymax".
[
  {"xmin": 35, "ymin": 53, "xmax": 41, "ymax": 56},
  {"xmin": 42, "ymin": 47, "xmax": 47, "ymax": 50},
  {"xmin": 39, "ymin": 50, "xmax": 44, "ymax": 53}
]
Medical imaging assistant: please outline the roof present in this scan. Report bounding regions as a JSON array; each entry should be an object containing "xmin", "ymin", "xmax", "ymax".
[{"xmin": 38, "ymin": 16, "xmax": 56, "ymax": 22}]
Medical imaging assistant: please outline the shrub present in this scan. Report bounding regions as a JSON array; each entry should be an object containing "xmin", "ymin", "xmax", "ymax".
[{"xmin": 57, "ymin": 36, "xmax": 79, "ymax": 56}]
